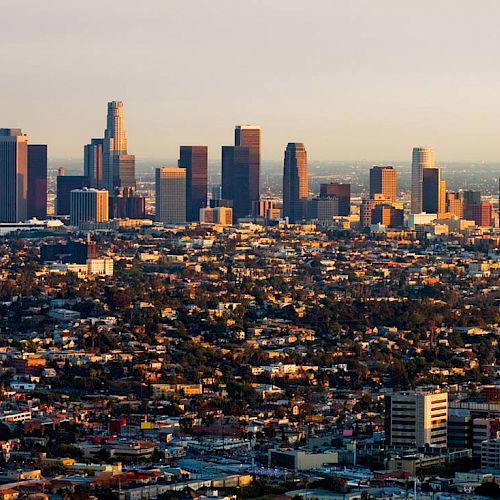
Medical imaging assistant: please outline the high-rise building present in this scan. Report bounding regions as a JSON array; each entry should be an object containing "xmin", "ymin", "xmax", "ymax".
[
  {"xmin": 102, "ymin": 101, "xmax": 136, "ymax": 192},
  {"xmin": 221, "ymin": 125, "xmax": 261, "ymax": 221},
  {"xmin": 385, "ymin": 390, "xmax": 448, "ymax": 448},
  {"xmin": 27, "ymin": 144, "xmax": 47, "ymax": 219},
  {"xmin": 57, "ymin": 175, "xmax": 88, "ymax": 215},
  {"xmin": 0, "ymin": 129, "xmax": 28, "ymax": 222},
  {"xmin": 462, "ymin": 190, "xmax": 481, "ymax": 207},
  {"xmin": 369, "ymin": 166, "xmax": 397, "ymax": 202},
  {"xmin": 422, "ymin": 166, "xmax": 441, "ymax": 214},
  {"xmin": 179, "ymin": 146, "xmax": 208, "ymax": 222},
  {"xmin": 411, "ymin": 147, "xmax": 434, "ymax": 214},
  {"xmin": 283, "ymin": 143, "xmax": 308, "ymax": 223},
  {"xmin": 469, "ymin": 202, "xmax": 492, "ymax": 227},
  {"xmin": 319, "ymin": 183, "xmax": 351, "ymax": 216},
  {"xmin": 155, "ymin": 167, "xmax": 186, "ymax": 224},
  {"xmin": 84, "ymin": 138, "xmax": 104, "ymax": 188},
  {"xmin": 70, "ymin": 188, "xmax": 109, "ymax": 226},
  {"xmin": 446, "ymin": 192, "xmax": 463, "ymax": 218}
]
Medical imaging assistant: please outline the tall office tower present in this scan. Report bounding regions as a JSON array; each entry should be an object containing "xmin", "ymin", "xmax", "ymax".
[
  {"xmin": 283, "ymin": 143, "xmax": 308, "ymax": 223},
  {"xmin": 235, "ymin": 125, "xmax": 260, "ymax": 194},
  {"xmin": 422, "ymin": 166, "xmax": 441, "ymax": 213},
  {"xmin": 411, "ymin": 147, "xmax": 434, "ymax": 214},
  {"xmin": 222, "ymin": 125, "xmax": 261, "ymax": 221},
  {"xmin": 70, "ymin": 188, "xmax": 109, "ymax": 226},
  {"xmin": 179, "ymin": 146, "xmax": 208, "ymax": 222},
  {"xmin": 84, "ymin": 138, "xmax": 104, "ymax": 188},
  {"xmin": 57, "ymin": 175, "xmax": 88, "ymax": 215},
  {"xmin": 369, "ymin": 166, "xmax": 397, "ymax": 202},
  {"xmin": 319, "ymin": 183, "xmax": 351, "ymax": 215},
  {"xmin": 446, "ymin": 192, "xmax": 463, "ymax": 218},
  {"xmin": 221, "ymin": 145, "xmax": 249, "ymax": 220},
  {"xmin": 469, "ymin": 202, "xmax": 492, "ymax": 227},
  {"xmin": 462, "ymin": 190, "xmax": 481, "ymax": 214},
  {"xmin": 0, "ymin": 129, "xmax": 28, "ymax": 222},
  {"xmin": 155, "ymin": 167, "xmax": 186, "ymax": 224},
  {"xmin": 27, "ymin": 144, "xmax": 47, "ymax": 219},
  {"xmin": 385, "ymin": 390, "xmax": 448, "ymax": 448},
  {"xmin": 102, "ymin": 101, "xmax": 136, "ymax": 192}
]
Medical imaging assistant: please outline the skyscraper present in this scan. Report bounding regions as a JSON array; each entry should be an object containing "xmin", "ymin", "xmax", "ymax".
[
  {"xmin": 102, "ymin": 101, "xmax": 136, "ymax": 192},
  {"xmin": 70, "ymin": 188, "xmax": 109, "ymax": 226},
  {"xmin": 319, "ymin": 183, "xmax": 351, "ymax": 215},
  {"xmin": 84, "ymin": 138, "xmax": 104, "ymax": 188},
  {"xmin": 422, "ymin": 166, "xmax": 441, "ymax": 214},
  {"xmin": 283, "ymin": 143, "xmax": 308, "ymax": 223},
  {"xmin": 411, "ymin": 147, "xmax": 434, "ymax": 214},
  {"xmin": 27, "ymin": 144, "xmax": 47, "ymax": 219},
  {"xmin": 221, "ymin": 125, "xmax": 261, "ymax": 221},
  {"xmin": 0, "ymin": 129, "xmax": 28, "ymax": 222},
  {"xmin": 369, "ymin": 166, "xmax": 397, "ymax": 202},
  {"xmin": 57, "ymin": 175, "xmax": 88, "ymax": 215},
  {"xmin": 155, "ymin": 167, "xmax": 186, "ymax": 224},
  {"xmin": 446, "ymin": 192, "xmax": 463, "ymax": 218},
  {"xmin": 179, "ymin": 146, "xmax": 208, "ymax": 222}
]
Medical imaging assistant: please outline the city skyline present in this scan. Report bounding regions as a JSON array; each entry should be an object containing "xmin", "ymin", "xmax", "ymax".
[{"xmin": 3, "ymin": 1, "xmax": 500, "ymax": 161}]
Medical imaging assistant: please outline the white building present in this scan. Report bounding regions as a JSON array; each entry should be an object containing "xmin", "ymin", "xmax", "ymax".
[{"xmin": 385, "ymin": 390, "xmax": 448, "ymax": 448}]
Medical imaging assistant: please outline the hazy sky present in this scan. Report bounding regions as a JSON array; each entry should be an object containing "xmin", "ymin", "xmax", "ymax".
[{"xmin": 2, "ymin": 0, "xmax": 500, "ymax": 161}]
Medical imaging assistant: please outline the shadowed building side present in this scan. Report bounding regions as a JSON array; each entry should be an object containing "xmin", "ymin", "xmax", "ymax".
[
  {"xmin": 179, "ymin": 146, "xmax": 208, "ymax": 222},
  {"xmin": 283, "ymin": 142, "xmax": 308, "ymax": 223}
]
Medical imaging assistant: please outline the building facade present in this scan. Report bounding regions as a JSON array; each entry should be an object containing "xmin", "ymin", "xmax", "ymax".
[
  {"xmin": 102, "ymin": 101, "xmax": 136, "ymax": 192},
  {"xmin": 319, "ymin": 183, "xmax": 351, "ymax": 216},
  {"xmin": 70, "ymin": 188, "xmax": 109, "ymax": 226},
  {"xmin": 57, "ymin": 175, "xmax": 88, "ymax": 215},
  {"xmin": 370, "ymin": 166, "xmax": 397, "ymax": 202},
  {"xmin": 179, "ymin": 146, "xmax": 208, "ymax": 222},
  {"xmin": 411, "ymin": 147, "xmax": 434, "ymax": 214},
  {"xmin": 222, "ymin": 125, "xmax": 261, "ymax": 221},
  {"xmin": 422, "ymin": 166, "xmax": 441, "ymax": 214},
  {"xmin": 385, "ymin": 390, "xmax": 448, "ymax": 448},
  {"xmin": 155, "ymin": 167, "xmax": 186, "ymax": 224},
  {"xmin": 0, "ymin": 129, "xmax": 28, "ymax": 222},
  {"xmin": 27, "ymin": 144, "xmax": 47, "ymax": 219},
  {"xmin": 283, "ymin": 143, "xmax": 308, "ymax": 223},
  {"xmin": 84, "ymin": 138, "xmax": 104, "ymax": 188}
]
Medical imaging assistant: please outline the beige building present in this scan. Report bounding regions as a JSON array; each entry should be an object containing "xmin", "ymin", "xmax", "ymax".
[
  {"xmin": 155, "ymin": 167, "xmax": 186, "ymax": 224},
  {"xmin": 0, "ymin": 129, "xmax": 28, "ymax": 222},
  {"xmin": 385, "ymin": 390, "xmax": 448, "ymax": 448},
  {"xmin": 200, "ymin": 206, "xmax": 233, "ymax": 225},
  {"xmin": 268, "ymin": 448, "xmax": 339, "ymax": 471},
  {"xmin": 70, "ymin": 188, "xmax": 109, "ymax": 226},
  {"xmin": 411, "ymin": 147, "xmax": 434, "ymax": 214}
]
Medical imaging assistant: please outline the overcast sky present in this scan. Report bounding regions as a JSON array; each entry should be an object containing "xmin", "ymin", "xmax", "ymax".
[{"xmin": 2, "ymin": 0, "xmax": 500, "ymax": 162}]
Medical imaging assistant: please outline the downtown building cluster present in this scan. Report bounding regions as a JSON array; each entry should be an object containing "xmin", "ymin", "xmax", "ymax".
[{"xmin": 1, "ymin": 101, "xmax": 498, "ymax": 238}]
